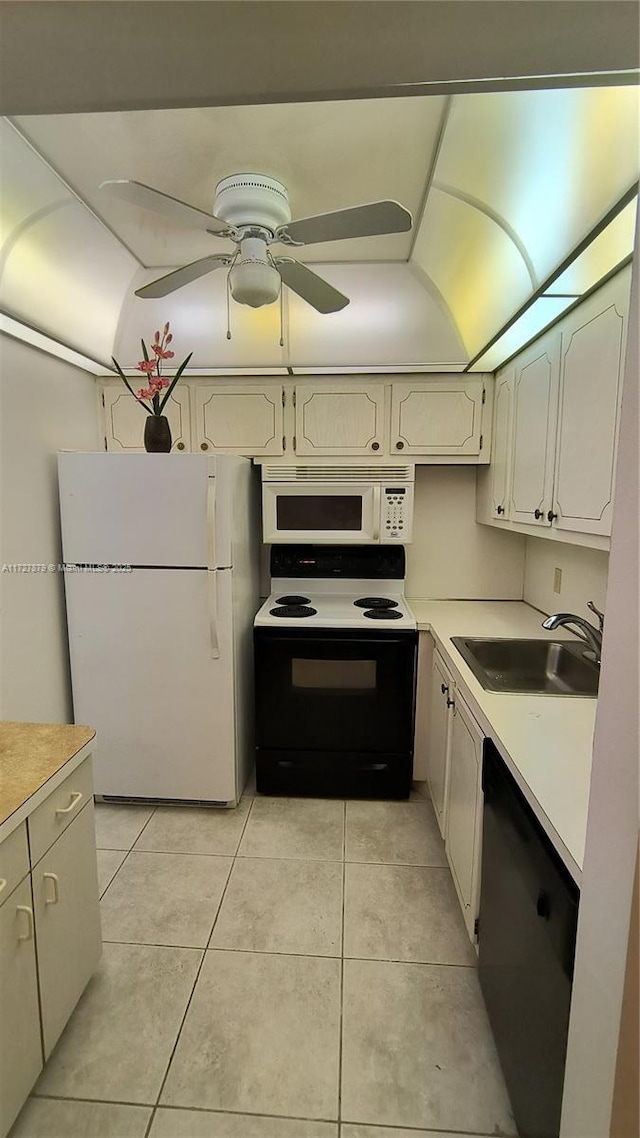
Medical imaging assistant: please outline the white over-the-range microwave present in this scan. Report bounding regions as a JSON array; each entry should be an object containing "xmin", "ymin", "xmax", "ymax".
[{"xmin": 261, "ymin": 464, "xmax": 415, "ymax": 544}]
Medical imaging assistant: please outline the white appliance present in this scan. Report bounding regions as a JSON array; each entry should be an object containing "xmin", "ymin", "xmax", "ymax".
[
  {"xmin": 254, "ymin": 579, "xmax": 417, "ymax": 631},
  {"xmin": 58, "ymin": 452, "xmax": 259, "ymax": 805},
  {"xmin": 261, "ymin": 464, "xmax": 415, "ymax": 544},
  {"xmin": 253, "ymin": 545, "xmax": 417, "ymax": 798}
]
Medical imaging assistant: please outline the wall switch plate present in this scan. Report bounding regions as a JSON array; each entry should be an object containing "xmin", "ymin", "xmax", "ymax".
[{"xmin": 553, "ymin": 567, "xmax": 562, "ymax": 594}]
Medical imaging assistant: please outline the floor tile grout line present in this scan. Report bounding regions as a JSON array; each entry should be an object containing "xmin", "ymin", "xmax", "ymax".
[
  {"xmin": 96, "ymin": 804, "xmax": 158, "ymax": 901},
  {"xmin": 30, "ymin": 1092, "xmax": 346, "ymax": 1126},
  {"xmin": 29, "ymin": 1091, "xmax": 499, "ymax": 1134},
  {"xmin": 98, "ymin": 939, "xmax": 476, "ymax": 968},
  {"xmin": 204, "ymin": 795, "xmax": 255, "ymax": 952},
  {"xmin": 150, "ymin": 797, "xmax": 256, "ymax": 1110},
  {"xmin": 142, "ymin": 1103, "xmax": 156, "ymax": 1138}
]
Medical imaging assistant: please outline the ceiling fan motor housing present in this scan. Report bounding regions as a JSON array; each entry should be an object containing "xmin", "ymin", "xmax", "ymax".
[{"xmin": 214, "ymin": 173, "xmax": 291, "ymax": 231}]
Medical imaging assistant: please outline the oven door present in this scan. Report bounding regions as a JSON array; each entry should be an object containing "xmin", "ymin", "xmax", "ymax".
[
  {"xmin": 254, "ymin": 628, "xmax": 417, "ymax": 755},
  {"xmin": 262, "ymin": 482, "xmax": 380, "ymax": 544}
]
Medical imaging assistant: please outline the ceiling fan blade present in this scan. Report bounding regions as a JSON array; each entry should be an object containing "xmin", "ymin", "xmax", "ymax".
[
  {"xmin": 134, "ymin": 255, "xmax": 231, "ymax": 299},
  {"xmin": 279, "ymin": 200, "xmax": 412, "ymax": 246},
  {"xmin": 276, "ymin": 259, "xmax": 349, "ymax": 314},
  {"xmin": 100, "ymin": 180, "xmax": 230, "ymax": 236}
]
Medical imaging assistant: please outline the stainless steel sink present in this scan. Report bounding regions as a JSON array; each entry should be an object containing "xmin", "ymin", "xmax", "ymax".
[{"xmin": 450, "ymin": 637, "xmax": 599, "ymax": 696}]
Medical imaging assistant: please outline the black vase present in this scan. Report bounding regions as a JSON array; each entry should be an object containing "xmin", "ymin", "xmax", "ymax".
[{"xmin": 144, "ymin": 415, "xmax": 172, "ymax": 453}]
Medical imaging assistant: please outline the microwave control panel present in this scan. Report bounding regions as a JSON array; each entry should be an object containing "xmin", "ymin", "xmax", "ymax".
[{"xmin": 381, "ymin": 486, "xmax": 413, "ymax": 542}]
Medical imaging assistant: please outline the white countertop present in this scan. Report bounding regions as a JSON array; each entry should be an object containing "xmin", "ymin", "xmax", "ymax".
[{"xmin": 410, "ymin": 600, "xmax": 597, "ymax": 883}]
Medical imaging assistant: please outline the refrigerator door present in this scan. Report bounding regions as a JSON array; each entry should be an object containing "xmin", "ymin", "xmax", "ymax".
[
  {"xmin": 58, "ymin": 452, "xmax": 219, "ymax": 568},
  {"xmin": 64, "ymin": 566, "xmax": 237, "ymax": 802}
]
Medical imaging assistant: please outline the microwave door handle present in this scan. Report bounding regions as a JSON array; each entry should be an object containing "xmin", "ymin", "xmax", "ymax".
[
  {"xmin": 207, "ymin": 476, "xmax": 217, "ymax": 571},
  {"xmin": 372, "ymin": 484, "xmax": 381, "ymax": 542},
  {"xmin": 207, "ymin": 569, "xmax": 220, "ymax": 659}
]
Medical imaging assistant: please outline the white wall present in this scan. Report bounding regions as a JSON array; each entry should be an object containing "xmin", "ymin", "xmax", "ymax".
[
  {"xmin": 523, "ymin": 538, "xmax": 609, "ymax": 619},
  {"xmin": 560, "ymin": 237, "xmax": 639, "ymax": 1136},
  {"xmin": 0, "ymin": 334, "xmax": 100, "ymax": 722},
  {"xmin": 406, "ymin": 465, "xmax": 525, "ymax": 600}
]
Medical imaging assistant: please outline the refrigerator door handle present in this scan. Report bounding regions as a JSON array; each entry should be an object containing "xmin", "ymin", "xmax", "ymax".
[
  {"xmin": 208, "ymin": 569, "xmax": 221, "ymax": 659},
  {"xmin": 207, "ymin": 476, "xmax": 217, "ymax": 572}
]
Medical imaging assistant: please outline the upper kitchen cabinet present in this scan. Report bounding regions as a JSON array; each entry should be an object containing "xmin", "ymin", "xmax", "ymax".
[
  {"xmin": 102, "ymin": 388, "xmax": 191, "ymax": 453},
  {"xmin": 485, "ymin": 365, "xmax": 515, "ymax": 520},
  {"xmin": 293, "ymin": 385, "xmax": 387, "ymax": 456},
  {"xmin": 390, "ymin": 378, "xmax": 486, "ymax": 458},
  {"xmin": 553, "ymin": 270, "xmax": 630, "ymax": 537},
  {"xmin": 477, "ymin": 266, "xmax": 632, "ymax": 547},
  {"xmin": 509, "ymin": 335, "xmax": 560, "ymax": 528},
  {"xmin": 193, "ymin": 384, "xmax": 284, "ymax": 456}
]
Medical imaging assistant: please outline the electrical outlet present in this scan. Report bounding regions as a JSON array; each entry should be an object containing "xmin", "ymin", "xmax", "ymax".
[{"xmin": 553, "ymin": 567, "xmax": 562, "ymax": 594}]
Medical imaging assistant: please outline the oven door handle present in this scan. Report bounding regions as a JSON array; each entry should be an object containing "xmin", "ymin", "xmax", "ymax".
[
  {"xmin": 372, "ymin": 484, "xmax": 381, "ymax": 542},
  {"xmin": 256, "ymin": 635, "xmax": 413, "ymax": 648}
]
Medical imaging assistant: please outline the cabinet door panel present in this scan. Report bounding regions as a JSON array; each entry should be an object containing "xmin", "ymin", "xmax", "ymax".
[
  {"xmin": 489, "ymin": 367, "xmax": 514, "ymax": 519},
  {"xmin": 0, "ymin": 878, "xmax": 42, "ymax": 1138},
  {"xmin": 555, "ymin": 274, "xmax": 628, "ymax": 537},
  {"xmin": 445, "ymin": 695, "xmax": 484, "ymax": 941},
  {"xmin": 194, "ymin": 385, "xmax": 283, "ymax": 456},
  {"xmin": 103, "ymin": 388, "xmax": 190, "ymax": 452},
  {"xmin": 294, "ymin": 386, "xmax": 385, "ymax": 456},
  {"xmin": 426, "ymin": 652, "xmax": 454, "ymax": 838},
  {"xmin": 391, "ymin": 380, "xmax": 484, "ymax": 455},
  {"xmin": 33, "ymin": 802, "xmax": 102, "ymax": 1058},
  {"xmin": 510, "ymin": 341, "xmax": 559, "ymax": 526}
]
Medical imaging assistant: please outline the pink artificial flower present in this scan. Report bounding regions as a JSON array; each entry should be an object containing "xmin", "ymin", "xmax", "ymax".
[
  {"xmin": 136, "ymin": 359, "xmax": 157, "ymax": 374},
  {"xmin": 137, "ymin": 387, "xmax": 154, "ymax": 400},
  {"xmin": 152, "ymin": 344, "xmax": 175, "ymax": 360},
  {"xmin": 164, "ymin": 322, "xmax": 170, "ymax": 335}
]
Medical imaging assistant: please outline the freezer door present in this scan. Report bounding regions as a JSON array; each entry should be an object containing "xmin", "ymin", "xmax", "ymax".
[
  {"xmin": 64, "ymin": 566, "xmax": 237, "ymax": 802},
  {"xmin": 58, "ymin": 453, "xmax": 213, "ymax": 567}
]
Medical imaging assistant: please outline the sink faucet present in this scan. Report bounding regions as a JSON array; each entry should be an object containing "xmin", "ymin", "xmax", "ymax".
[{"xmin": 541, "ymin": 600, "xmax": 604, "ymax": 664}]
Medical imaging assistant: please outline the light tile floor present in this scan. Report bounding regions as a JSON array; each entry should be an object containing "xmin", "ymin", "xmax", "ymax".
[{"xmin": 11, "ymin": 784, "xmax": 516, "ymax": 1138}]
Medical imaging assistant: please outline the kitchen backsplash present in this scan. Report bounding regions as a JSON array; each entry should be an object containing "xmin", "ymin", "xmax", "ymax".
[
  {"xmin": 405, "ymin": 466, "xmax": 525, "ymax": 600},
  {"xmin": 523, "ymin": 537, "xmax": 609, "ymax": 620}
]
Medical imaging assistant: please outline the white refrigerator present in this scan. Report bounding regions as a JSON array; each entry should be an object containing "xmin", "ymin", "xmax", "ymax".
[{"xmin": 58, "ymin": 452, "xmax": 259, "ymax": 805}]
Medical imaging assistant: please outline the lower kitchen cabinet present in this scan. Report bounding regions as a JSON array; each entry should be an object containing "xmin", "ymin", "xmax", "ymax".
[
  {"xmin": 426, "ymin": 649, "xmax": 455, "ymax": 838},
  {"xmin": 445, "ymin": 691, "xmax": 484, "ymax": 943},
  {"xmin": 0, "ymin": 876, "xmax": 42, "ymax": 1138},
  {"xmin": 32, "ymin": 799, "xmax": 102, "ymax": 1058},
  {"xmin": 0, "ymin": 748, "xmax": 101, "ymax": 1138}
]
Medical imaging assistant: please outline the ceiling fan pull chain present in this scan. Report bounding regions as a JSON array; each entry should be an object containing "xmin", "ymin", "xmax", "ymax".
[
  {"xmin": 226, "ymin": 269, "xmax": 232, "ymax": 341},
  {"xmin": 279, "ymin": 285, "xmax": 285, "ymax": 348}
]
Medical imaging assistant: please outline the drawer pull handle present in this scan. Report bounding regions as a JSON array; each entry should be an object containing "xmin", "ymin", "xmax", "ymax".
[
  {"xmin": 43, "ymin": 872, "xmax": 60, "ymax": 905},
  {"xmin": 0, "ymin": 877, "xmax": 7, "ymax": 896},
  {"xmin": 441, "ymin": 683, "xmax": 449, "ymax": 695},
  {"xmin": 56, "ymin": 791, "xmax": 83, "ymax": 817},
  {"xmin": 446, "ymin": 697, "xmax": 455, "ymax": 708},
  {"xmin": 16, "ymin": 906, "xmax": 34, "ymax": 941}
]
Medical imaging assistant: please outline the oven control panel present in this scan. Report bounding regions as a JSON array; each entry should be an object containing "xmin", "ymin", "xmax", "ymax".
[{"xmin": 381, "ymin": 486, "xmax": 413, "ymax": 542}]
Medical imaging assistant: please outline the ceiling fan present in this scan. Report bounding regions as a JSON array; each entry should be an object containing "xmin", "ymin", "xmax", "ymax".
[{"xmin": 100, "ymin": 173, "xmax": 412, "ymax": 314}]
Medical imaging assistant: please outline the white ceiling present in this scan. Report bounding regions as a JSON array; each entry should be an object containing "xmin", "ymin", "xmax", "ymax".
[
  {"xmin": 2, "ymin": 84, "xmax": 639, "ymax": 370},
  {"xmin": 13, "ymin": 98, "xmax": 447, "ymax": 265}
]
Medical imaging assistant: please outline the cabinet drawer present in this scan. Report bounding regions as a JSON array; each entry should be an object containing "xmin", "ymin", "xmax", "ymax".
[
  {"xmin": 28, "ymin": 758, "xmax": 94, "ymax": 867},
  {"xmin": 0, "ymin": 823, "xmax": 29, "ymax": 908}
]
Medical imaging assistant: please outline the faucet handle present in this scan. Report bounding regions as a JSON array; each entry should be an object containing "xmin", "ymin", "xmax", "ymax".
[{"xmin": 587, "ymin": 600, "xmax": 604, "ymax": 631}]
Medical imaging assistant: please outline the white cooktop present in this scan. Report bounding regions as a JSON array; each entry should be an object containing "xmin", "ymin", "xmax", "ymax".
[{"xmin": 254, "ymin": 577, "xmax": 417, "ymax": 631}]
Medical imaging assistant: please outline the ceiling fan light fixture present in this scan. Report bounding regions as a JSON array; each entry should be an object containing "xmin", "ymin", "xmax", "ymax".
[{"xmin": 229, "ymin": 258, "xmax": 281, "ymax": 308}]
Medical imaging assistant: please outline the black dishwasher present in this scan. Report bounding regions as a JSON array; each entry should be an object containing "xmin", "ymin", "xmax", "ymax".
[{"xmin": 479, "ymin": 740, "xmax": 580, "ymax": 1138}]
